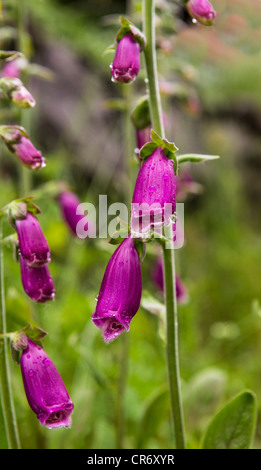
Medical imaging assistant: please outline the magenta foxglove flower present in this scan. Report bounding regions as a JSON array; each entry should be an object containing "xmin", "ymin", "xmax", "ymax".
[
  {"xmin": 187, "ymin": 0, "xmax": 216, "ymax": 26},
  {"xmin": 131, "ymin": 147, "xmax": 176, "ymax": 234},
  {"xmin": 15, "ymin": 212, "xmax": 51, "ymax": 267},
  {"xmin": 11, "ymin": 136, "xmax": 46, "ymax": 169},
  {"xmin": 152, "ymin": 257, "xmax": 188, "ymax": 304},
  {"xmin": 111, "ymin": 33, "xmax": 140, "ymax": 84},
  {"xmin": 20, "ymin": 339, "xmax": 74, "ymax": 428},
  {"xmin": 58, "ymin": 190, "xmax": 90, "ymax": 236},
  {"xmin": 92, "ymin": 236, "xmax": 142, "ymax": 342},
  {"xmin": 20, "ymin": 256, "xmax": 55, "ymax": 302}
]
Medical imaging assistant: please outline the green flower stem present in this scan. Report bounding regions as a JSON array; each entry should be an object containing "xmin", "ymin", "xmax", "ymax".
[
  {"xmin": 17, "ymin": 0, "xmax": 31, "ymax": 197},
  {"xmin": 0, "ymin": 218, "xmax": 20, "ymax": 449},
  {"xmin": 162, "ymin": 225, "xmax": 186, "ymax": 449},
  {"xmin": 143, "ymin": 0, "xmax": 165, "ymax": 138},
  {"xmin": 143, "ymin": 0, "xmax": 186, "ymax": 449}
]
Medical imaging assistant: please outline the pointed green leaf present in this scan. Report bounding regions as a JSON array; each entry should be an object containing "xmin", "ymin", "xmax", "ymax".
[
  {"xmin": 201, "ymin": 390, "xmax": 257, "ymax": 449},
  {"xmin": 137, "ymin": 386, "xmax": 169, "ymax": 448},
  {"xmin": 177, "ymin": 153, "xmax": 220, "ymax": 164}
]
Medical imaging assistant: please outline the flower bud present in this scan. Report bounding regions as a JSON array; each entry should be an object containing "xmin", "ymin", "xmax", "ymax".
[
  {"xmin": 136, "ymin": 125, "xmax": 152, "ymax": 150},
  {"xmin": 131, "ymin": 147, "xmax": 176, "ymax": 235},
  {"xmin": 152, "ymin": 257, "xmax": 188, "ymax": 304},
  {"xmin": 20, "ymin": 339, "xmax": 74, "ymax": 428},
  {"xmin": 57, "ymin": 190, "xmax": 91, "ymax": 236},
  {"xmin": 187, "ymin": 0, "xmax": 216, "ymax": 26},
  {"xmin": 0, "ymin": 77, "xmax": 35, "ymax": 108},
  {"xmin": 11, "ymin": 84, "xmax": 35, "ymax": 108},
  {"xmin": 111, "ymin": 33, "xmax": 141, "ymax": 84},
  {"xmin": 15, "ymin": 212, "xmax": 51, "ymax": 267},
  {"xmin": 92, "ymin": 236, "xmax": 142, "ymax": 342},
  {"xmin": 10, "ymin": 136, "xmax": 46, "ymax": 170},
  {"xmin": 20, "ymin": 255, "xmax": 55, "ymax": 302}
]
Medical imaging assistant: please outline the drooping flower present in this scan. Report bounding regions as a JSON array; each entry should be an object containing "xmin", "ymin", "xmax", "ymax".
[
  {"xmin": 111, "ymin": 33, "xmax": 141, "ymax": 84},
  {"xmin": 20, "ymin": 255, "xmax": 55, "ymax": 302},
  {"xmin": 152, "ymin": 257, "xmax": 188, "ymax": 304},
  {"xmin": 20, "ymin": 338, "xmax": 74, "ymax": 428},
  {"xmin": 10, "ymin": 136, "xmax": 46, "ymax": 169},
  {"xmin": 186, "ymin": 0, "xmax": 216, "ymax": 26},
  {"xmin": 57, "ymin": 190, "xmax": 92, "ymax": 237},
  {"xmin": 92, "ymin": 235, "xmax": 142, "ymax": 342},
  {"xmin": 131, "ymin": 147, "xmax": 176, "ymax": 235},
  {"xmin": 15, "ymin": 212, "xmax": 51, "ymax": 267}
]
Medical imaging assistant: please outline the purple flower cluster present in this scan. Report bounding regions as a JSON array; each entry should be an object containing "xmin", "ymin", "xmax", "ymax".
[{"xmin": 15, "ymin": 212, "xmax": 55, "ymax": 302}]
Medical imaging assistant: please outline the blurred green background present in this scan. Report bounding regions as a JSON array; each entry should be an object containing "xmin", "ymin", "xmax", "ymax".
[{"xmin": 0, "ymin": 0, "xmax": 261, "ymax": 449}]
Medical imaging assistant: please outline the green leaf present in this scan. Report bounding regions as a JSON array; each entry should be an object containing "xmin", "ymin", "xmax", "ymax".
[
  {"xmin": 137, "ymin": 385, "xmax": 169, "ymax": 448},
  {"xmin": 201, "ymin": 390, "xmax": 257, "ymax": 449},
  {"xmin": 177, "ymin": 153, "xmax": 220, "ymax": 164}
]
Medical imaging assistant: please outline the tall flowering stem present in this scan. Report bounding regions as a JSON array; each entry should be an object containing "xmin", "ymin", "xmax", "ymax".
[
  {"xmin": 0, "ymin": 218, "xmax": 20, "ymax": 449},
  {"xmin": 143, "ymin": 0, "xmax": 186, "ymax": 449}
]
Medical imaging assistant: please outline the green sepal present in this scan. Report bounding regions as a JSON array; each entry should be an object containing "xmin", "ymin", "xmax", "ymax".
[
  {"xmin": 0, "ymin": 50, "xmax": 24, "ymax": 61},
  {"xmin": 139, "ymin": 141, "xmax": 158, "ymax": 160},
  {"xmin": 116, "ymin": 16, "xmax": 146, "ymax": 51},
  {"xmin": 22, "ymin": 324, "xmax": 47, "ymax": 347},
  {"xmin": 0, "ymin": 124, "xmax": 29, "ymax": 144},
  {"xmin": 9, "ymin": 331, "xmax": 28, "ymax": 364},
  {"xmin": 177, "ymin": 153, "xmax": 220, "ymax": 164},
  {"xmin": 133, "ymin": 238, "xmax": 146, "ymax": 261},
  {"xmin": 7, "ymin": 197, "xmax": 41, "ymax": 228},
  {"xmin": 9, "ymin": 324, "xmax": 47, "ymax": 365},
  {"xmin": 108, "ymin": 228, "xmax": 129, "ymax": 245},
  {"xmin": 130, "ymin": 95, "xmax": 151, "ymax": 130},
  {"xmin": 139, "ymin": 129, "xmax": 178, "ymax": 173}
]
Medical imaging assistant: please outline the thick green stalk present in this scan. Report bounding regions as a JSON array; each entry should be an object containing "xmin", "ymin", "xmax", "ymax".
[
  {"xmin": 0, "ymin": 218, "xmax": 20, "ymax": 449},
  {"xmin": 143, "ymin": 0, "xmax": 186, "ymax": 449}
]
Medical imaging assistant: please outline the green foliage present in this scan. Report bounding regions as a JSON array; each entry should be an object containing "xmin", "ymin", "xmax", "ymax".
[{"xmin": 201, "ymin": 390, "xmax": 257, "ymax": 449}]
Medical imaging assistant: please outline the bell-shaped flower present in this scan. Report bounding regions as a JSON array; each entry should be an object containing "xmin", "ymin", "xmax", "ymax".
[
  {"xmin": 20, "ymin": 255, "xmax": 55, "ymax": 302},
  {"xmin": 20, "ymin": 339, "xmax": 74, "ymax": 428},
  {"xmin": 131, "ymin": 147, "xmax": 176, "ymax": 235},
  {"xmin": 92, "ymin": 236, "xmax": 142, "ymax": 342},
  {"xmin": 15, "ymin": 212, "xmax": 51, "ymax": 267},
  {"xmin": 111, "ymin": 33, "xmax": 141, "ymax": 84},
  {"xmin": 187, "ymin": 0, "xmax": 216, "ymax": 26}
]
